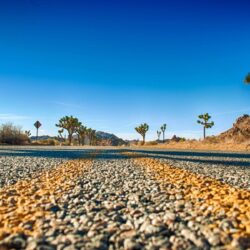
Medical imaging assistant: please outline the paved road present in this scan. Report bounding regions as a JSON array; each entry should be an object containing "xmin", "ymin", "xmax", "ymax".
[{"xmin": 0, "ymin": 146, "xmax": 249, "ymax": 249}]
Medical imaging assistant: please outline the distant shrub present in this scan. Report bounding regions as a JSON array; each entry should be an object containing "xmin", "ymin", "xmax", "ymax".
[
  {"xmin": 62, "ymin": 141, "xmax": 69, "ymax": 146},
  {"xmin": 145, "ymin": 141, "xmax": 158, "ymax": 146},
  {"xmin": 204, "ymin": 136, "xmax": 219, "ymax": 143},
  {"xmin": 31, "ymin": 139, "xmax": 59, "ymax": 146},
  {"xmin": 171, "ymin": 135, "xmax": 186, "ymax": 142},
  {"xmin": 138, "ymin": 141, "xmax": 145, "ymax": 146},
  {"xmin": 0, "ymin": 123, "xmax": 29, "ymax": 145},
  {"xmin": 45, "ymin": 139, "xmax": 57, "ymax": 145}
]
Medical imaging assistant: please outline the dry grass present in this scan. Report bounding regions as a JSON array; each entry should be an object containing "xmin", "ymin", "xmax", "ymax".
[{"xmin": 135, "ymin": 140, "xmax": 250, "ymax": 152}]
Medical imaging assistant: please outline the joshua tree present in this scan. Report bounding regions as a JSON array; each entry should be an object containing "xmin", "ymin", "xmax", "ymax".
[
  {"xmin": 157, "ymin": 130, "xmax": 161, "ymax": 141},
  {"xmin": 160, "ymin": 124, "xmax": 167, "ymax": 142},
  {"xmin": 87, "ymin": 128, "xmax": 97, "ymax": 146},
  {"xmin": 58, "ymin": 129, "xmax": 64, "ymax": 142},
  {"xmin": 91, "ymin": 129, "xmax": 97, "ymax": 146},
  {"xmin": 244, "ymin": 73, "xmax": 250, "ymax": 84},
  {"xmin": 25, "ymin": 130, "xmax": 31, "ymax": 137},
  {"xmin": 135, "ymin": 123, "xmax": 149, "ymax": 144},
  {"xmin": 76, "ymin": 125, "xmax": 87, "ymax": 145},
  {"xmin": 197, "ymin": 113, "xmax": 214, "ymax": 139},
  {"xmin": 56, "ymin": 116, "xmax": 81, "ymax": 145}
]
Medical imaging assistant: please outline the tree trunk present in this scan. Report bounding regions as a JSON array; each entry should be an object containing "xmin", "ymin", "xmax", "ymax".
[
  {"xmin": 203, "ymin": 126, "xmax": 206, "ymax": 139},
  {"xmin": 81, "ymin": 135, "xmax": 85, "ymax": 146},
  {"xmin": 143, "ymin": 134, "xmax": 145, "ymax": 144},
  {"xmin": 68, "ymin": 134, "xmax": 72, "ymax": 145},
  {"xmin": 163, "ymin": 132, "xmax": 165, "ymax": 143}
]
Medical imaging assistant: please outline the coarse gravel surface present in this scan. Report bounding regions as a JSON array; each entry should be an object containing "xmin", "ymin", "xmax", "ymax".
[
  {"xmin": 159, "ymin": 157, "xmax": 250, "ymax": 190},
  {"xmin": 129, "ymin": 149, "xmax": 250, "ymax": 190},
  {"xmin": 0, "ymin": 147, "xmax": 249, "ymax": 250},
  {"xmin": 0, "ymin": 156, "xmax": 67, "ymax": 188}
]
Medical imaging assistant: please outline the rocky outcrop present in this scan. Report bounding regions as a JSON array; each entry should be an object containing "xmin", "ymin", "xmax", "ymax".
[{"xmin": 217, "ymin": 115, "xmax": 250, "ymax": 143}]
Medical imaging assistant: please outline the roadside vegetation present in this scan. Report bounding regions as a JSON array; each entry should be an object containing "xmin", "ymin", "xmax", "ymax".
[
  {"xmin": 56, "ymin": 115, "xmax": 97, "ymax": 146},
  {"xmin": 160, "ymin": 124, "xmax": 167, "ymax": 142},
  {"xmin": 0, "ymin": 123, "xmax": 29, "ymax": 145},
  {"xmin": 197, "ymin": 113, "xmax": 214, "ymax": 139},
  {"xmin": 135, "ymin": 123, "xmax": 149, "ymax": 145}
]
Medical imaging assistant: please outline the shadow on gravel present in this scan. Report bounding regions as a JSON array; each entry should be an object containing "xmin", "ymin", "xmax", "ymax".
[
  {"xmin": 125, "ymin": 149, "xmax": 250, "ymax": 168},
  {"xmin": 0, "ymin": 148, "xmax": 95, "ymax": 159},
  {"xmin": 130, "ymin": 149, "xmax": 250, "ymax": 159},
  {"xmin": 0, "ymin": 148, "xmax": 250, "ymax": 168}
]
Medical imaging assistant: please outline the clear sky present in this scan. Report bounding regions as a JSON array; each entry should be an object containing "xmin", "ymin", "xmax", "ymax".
[{"xmin": 0, "ymin": 0, "xmax": 250, "ymax": 140}]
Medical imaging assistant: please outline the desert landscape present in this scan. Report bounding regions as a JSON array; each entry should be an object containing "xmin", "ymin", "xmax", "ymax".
[
  {"xmin": 0, "ymin": 114, "xmax": 250, "ymax": 249},
  {"xmin": 1, "ymin": 0, "xmax": 250, "ymax": 249}
]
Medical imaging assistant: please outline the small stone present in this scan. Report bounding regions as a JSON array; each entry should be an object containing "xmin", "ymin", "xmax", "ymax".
[
  {"xmin": 181, "ymin": 229, "xmax": 206, "ymax": 248},
  {"xmin": 49, "ymin": 205, "xmax": 61, "ymax": 213},
  {"xmin": 124, "ymin": 238, "xmax": 141, "ymax": 250},
  {"xmin": 9, "ymin": 234, "xmax": 27, "ymax": 249},
  {"xmin": 231, "ymin": 237, "xmax": 250, "ymax": 249},
  {"xmin": 208, "ymin": 234, "xmax": 221, "ymax": 246},
  {"xmin": 163, "ymin": 212, "xmax": 176, "ymax": 221},
  {"xmin": 120, "ymin": 230, "xmax": 137, "ymax": 239},
  {"xmin": 175, "ymin": 194, "xmax": 183, "ymax": 200}
]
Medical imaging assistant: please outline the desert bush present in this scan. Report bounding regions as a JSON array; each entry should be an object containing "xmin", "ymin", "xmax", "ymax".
[
  {"xmin": 0, "ymin": 123, "xmax": 29, "ymax": 145},
  {"xmin": 171, "ymin": 135, "xmax": 186, "ymax": 142},
  {"xmin": 137, "ymin": 141, "xmax": 145, "ymax": 146},
  {"xmin": 145, "ymin": 141, "xmax": 158, "ymax": 146},
  {"xmin": 45, "ymin": 139, "xmax": 58, "ymax": 145},
  {"xmin": 204, "ymin": 136, "xmax": 219, "ymax": 143},
  {"xmin": 31, "ymin": 139, "xmax": 59, "ymax": 146},
  {"xmin": 61, "ymin": 141, "xmax": 70, "ymax": 146}
]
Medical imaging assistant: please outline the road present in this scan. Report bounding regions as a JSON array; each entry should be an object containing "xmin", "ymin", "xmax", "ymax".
[{"xmin": 0, "ymin": 146, "xmax": 249, "ymax": 249}]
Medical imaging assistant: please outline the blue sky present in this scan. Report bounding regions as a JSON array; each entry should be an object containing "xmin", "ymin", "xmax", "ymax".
[{"xmin": 0, "ymin": 0, "xmax": 250, "ymax": 140}]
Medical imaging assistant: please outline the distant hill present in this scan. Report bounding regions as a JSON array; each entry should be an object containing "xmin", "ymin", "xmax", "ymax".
[
  {"xmin": 216, "ymin": 114, "xmax": 250, "ymax": 143},
  {"xmin": 96, "ymin": 131, "xmax": 127, "ymax": 146},
  {"xmin": 30, "ymin": 135, "xmax": 56, "ymax": 141},
  {"xmin": 30, "ymin": 132, "xmax": 127, "ymax": 146}
]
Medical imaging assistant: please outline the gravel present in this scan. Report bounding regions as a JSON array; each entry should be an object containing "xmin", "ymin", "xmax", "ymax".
[
  {"xmin": 130, "ymin": 149, "xmax": 250, "ymax": 190},
  {"xmin": 0, "ymin": 156, "xmax": 66, "ymax": 188},
  {"xmin": 0, "ymin": 148, "xmax": 249, "ymax": 249},
  {"xmin": 157, "ymin": 156, "xmax": 250, "ymax": 190}
]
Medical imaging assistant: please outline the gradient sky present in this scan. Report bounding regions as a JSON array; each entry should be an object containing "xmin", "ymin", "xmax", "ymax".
[{"xmin": 0, "ymin": 0, "xmax": 250, "ymax": 140}]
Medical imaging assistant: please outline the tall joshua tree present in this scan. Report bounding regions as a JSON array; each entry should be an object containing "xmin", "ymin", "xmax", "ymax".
[
  {"xmin": 56, "ymin": 116, "xmax": 81, "ymax": 145},
  {"xmin": 197, "ymin": 113, "xmax": 214, "ymax": 139},
  {"xmin": 244, "ymin": 73, "xmax": 250, "ymax": 84},
  {"xmin": 135, "ymin": 123, "xmax": 149, "ymax": 144},
  {"xmin": 157, "ymin": 130, "xmax": 161, "ymax": 141},
  {"xmin": 76, "ymin": 125, "xmax": 87, "ymax": 145},
  {"xmin": 161, "ymin": 124, "xmax": 167, "ymax": 142},
  {"xmin": 90, "ymin": 129, "xmax": 97, "ymax": 146},
  {"xmin": 85, "ymin": 128, "xmax": 97, "ymax": 145}
]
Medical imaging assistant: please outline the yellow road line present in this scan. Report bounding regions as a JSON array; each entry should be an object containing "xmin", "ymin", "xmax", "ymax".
[
  {"xmin": 0, "ymin": 159, "xmax": 92, "ymax": 239},
  {"xmin": 133, "ymin": 157, "xmax": 250, "ymax": 241}
]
